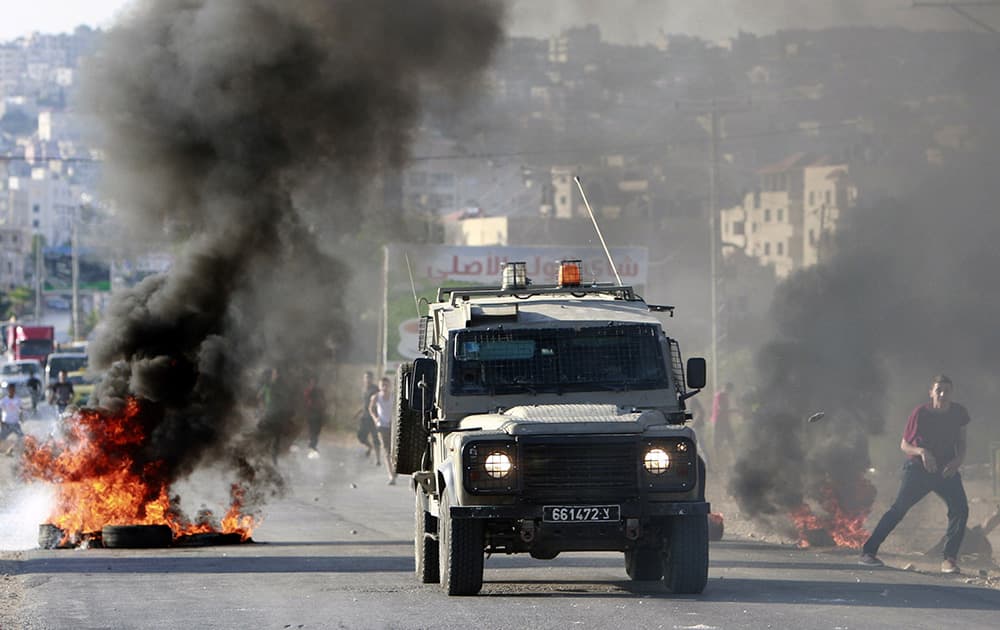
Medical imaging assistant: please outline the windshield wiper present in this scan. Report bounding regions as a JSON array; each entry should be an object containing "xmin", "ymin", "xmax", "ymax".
[{"xmin": 587, "ymin": 381, "xmax": 630, "ymax": 392}]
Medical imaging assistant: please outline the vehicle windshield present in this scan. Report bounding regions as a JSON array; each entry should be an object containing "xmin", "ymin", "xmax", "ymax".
[
  {"xmin": 2, "ymin": 363, "xmax": 38, "ymax": 376},
  {"xmin": 21, "ymin": 339, "xmax": 53, "ymax": 356},
  {"xmin": 67, "ymin": 373, "xmax": 91, "ymax": 385},
  {"xmin": 450, "ymin": 324, "xmax": 669, "ymax": 395},
  {"xmin": 49, "ymin": 356, "xmax": 88, "ymax": 375}
]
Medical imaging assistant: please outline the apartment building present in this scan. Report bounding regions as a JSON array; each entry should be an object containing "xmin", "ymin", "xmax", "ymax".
[
  {"xmin": 721, "ymin": 154, "xmax": 856, "ymax": 278},
  {"xmin": 6, "ymin": 167, "xmax": 79, "ymax": 247}
]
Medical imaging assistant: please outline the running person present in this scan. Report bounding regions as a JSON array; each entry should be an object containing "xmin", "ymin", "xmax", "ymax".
[
  {"xmin": 48, "ymin": 371, "xmax": 75, "ymax": 415},
  {"xmin": 1, "ymin": 383, "xmax": 25, "ymax": 456},
  {"xmin": 368, "ymin": 377, "xmax": 397, "ymax": 485}
]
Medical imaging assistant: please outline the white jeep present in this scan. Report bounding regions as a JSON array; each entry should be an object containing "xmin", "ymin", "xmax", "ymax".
[{"xmin": 391, "ymin": 262, "xmax": 709, "ymax": 595}]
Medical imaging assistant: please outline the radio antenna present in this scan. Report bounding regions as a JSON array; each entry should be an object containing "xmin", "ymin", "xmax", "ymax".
[
  {"xmin": 574, "ymin": 175, "xmax": 623, "ymax": 286},
  {"xmin": 404, "ymin": 252, "xmax": 421, "ymax": 319}
]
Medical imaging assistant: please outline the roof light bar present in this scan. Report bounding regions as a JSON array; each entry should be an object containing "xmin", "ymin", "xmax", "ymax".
[
  {"xmin": 501, "ymin": 261, "xmax": 528, "ymax": 290},
  {"xmin": 558, "ymin": 259, "xmax": 581, "ymax": 287}
]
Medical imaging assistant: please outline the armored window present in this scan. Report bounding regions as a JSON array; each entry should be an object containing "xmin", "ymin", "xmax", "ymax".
[{"xmin": 450, "ymin": 324, "xmax": 669, "ymax": 395}]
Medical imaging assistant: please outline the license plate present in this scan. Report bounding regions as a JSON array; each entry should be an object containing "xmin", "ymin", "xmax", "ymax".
[{"xmin": 543, "ymin": 505, "xmax": 620, "ymax": 523}]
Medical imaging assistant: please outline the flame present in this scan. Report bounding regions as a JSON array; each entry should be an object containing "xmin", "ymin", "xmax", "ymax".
[
  {"xmin": 789, "ymin": 480, "xmax": 873, "ymax": 549},
  {"xmin": 21, "ymin": 397, "xmax": 255, "ymax": 544}
]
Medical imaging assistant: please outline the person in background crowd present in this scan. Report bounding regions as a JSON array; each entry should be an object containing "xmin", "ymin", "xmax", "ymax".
[
  {"xmin": 356, "ymin": 371, "xmax": 377, "ymax": 458},
  {"xmin": 1, "ymin": 383, "xmax": 25, "ymax": 456},
  {"xmin": 303, "ymin": 374, "xmax": 327, "ymax": 459},
  {"xmin": 859, "ymin": 374, "xmax": 971, "ymax": 574},
  {"xmin": 368, "ymin": 376, "xmax": 397, "ymax": 485},
  {"xmin": 26, "ymin": 370, "xmax": 42, "ymax": 416},
  {"xmin": 710, "ymin": 382, "xmax": 735, "ymax": 460},
  {"xmin": 257, "ymin": 367, "xmax": 293, "ymax": 466},
  {"xmin": 48, "ymin": 371, "xmax": 75, "ymax": 415}
]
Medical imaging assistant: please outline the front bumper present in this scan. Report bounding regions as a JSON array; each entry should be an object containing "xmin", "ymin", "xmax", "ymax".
[{"xmin": 450, "ymin": 500, "xmax": 710, "ymax": 520}]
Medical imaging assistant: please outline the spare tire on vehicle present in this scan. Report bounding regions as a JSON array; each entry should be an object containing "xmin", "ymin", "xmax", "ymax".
[
  {"xmin": 101, "ymin": 524, "xmax": 173, "ymax": 549},
  {"xmin": 390, "ymin": 363, "xmax": 429, "ymax": 476}
]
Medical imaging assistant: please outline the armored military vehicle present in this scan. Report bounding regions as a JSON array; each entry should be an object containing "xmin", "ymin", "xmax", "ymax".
[{"xmin": 390, "ymin": 260, "xmax": 709, "ymax": 595}]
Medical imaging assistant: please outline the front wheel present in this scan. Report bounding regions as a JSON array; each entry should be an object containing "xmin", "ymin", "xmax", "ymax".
[
  {"xmin": 663, "ymin": 515, "xmax": 709, "ymax": 594},
  {"xmin": 625, "ymin": 546, "xmax": 663, "ymax": 581},
  {"xmin": 439, "ymin": 492, "xmax": 484, "ymax": 596}
]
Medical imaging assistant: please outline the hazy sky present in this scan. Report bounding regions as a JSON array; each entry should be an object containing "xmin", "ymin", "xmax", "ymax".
[
  {"xmin": 0, "ymin": 0, "xmax": 133, "ymax": 40},
  {"xmin": 1, "ymin": 0, "xmax": 990, "ymax": 43}
]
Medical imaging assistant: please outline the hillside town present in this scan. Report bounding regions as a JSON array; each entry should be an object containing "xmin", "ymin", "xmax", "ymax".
[{"xmin": 1, "ymin": 22, "xmax": 989, "ymax": 360}]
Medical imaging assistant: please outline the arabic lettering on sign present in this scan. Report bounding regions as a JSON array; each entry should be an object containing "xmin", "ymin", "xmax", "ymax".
[{"xmin": 414, "ymin": 245, "xmax": 647, "ymax": 285}]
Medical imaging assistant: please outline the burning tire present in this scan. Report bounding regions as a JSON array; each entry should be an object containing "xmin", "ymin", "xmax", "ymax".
[
  {"xmin": 708, "ymin": 513, "xmax": 724, "ymax": 542},
  {"xmin": 439, "ymin": 492, "xmax": 484, "ymax": 596},
  {"xmin": 625, "ymin": 547, "xmax": 663, "ymax": 581},
  {"xmin": 38, "ymin": 524, "xmax": 68, "ymax": 549},
  {"xmin": 663, "ymin": 515, "xmax": 709, "ymax": 594},
  {"xmin": 414, "ymin": 491, "xmax": 439, "ymax": 583},
  {"xmin": 175, "ymin": 532, "xmax": 245, "ymax": 546},
  {"xmin": 391, "ymin": 363, "xmax": 429, "ymax": 476},
  {"xmin": 101, "ymin": 525, "xmax": 173, "ymax": 549}
]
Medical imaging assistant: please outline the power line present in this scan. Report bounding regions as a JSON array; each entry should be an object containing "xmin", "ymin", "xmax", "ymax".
[
  {"xmin": 0, "ymin": 119, "xmax": 863, "ymax": 169},
  {"xmin": 913, "ymin": 1, "xmax": 1000, "ymax": 33},
  {"xmin": 407, "ymin": 120, "xmax": 862, "ymax": 163}
]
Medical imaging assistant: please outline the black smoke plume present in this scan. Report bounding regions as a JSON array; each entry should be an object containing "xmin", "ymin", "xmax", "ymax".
[{"xmin": 79, "ymin": 0, "xmax": 503, "ymax": 506}]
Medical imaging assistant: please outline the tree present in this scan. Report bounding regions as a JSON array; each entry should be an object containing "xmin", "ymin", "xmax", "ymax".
[{"xmin": 3, "ymin": 287, "xmax": 34, "ymax": 319}]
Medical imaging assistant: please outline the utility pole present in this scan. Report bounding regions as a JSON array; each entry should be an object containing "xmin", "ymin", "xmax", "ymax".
[
  {"xmin": 71, "ymin": 206, "xmax": 80, "ymax": 341},
  {"xmin": 33, "ymin": 234, "xmax": 42, "ymax": 323},
  {"xmin": 676, "ymin": 98, "xmax": 750, "ymax": 397},
  {"xmin": 913, "ymin": 1, "xmax": 1000, "ymax": 33}
]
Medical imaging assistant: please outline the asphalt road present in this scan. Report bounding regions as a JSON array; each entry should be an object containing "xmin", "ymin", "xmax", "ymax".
[{"xmin": 2, "ymin": 434, "xmax": 1000, "ymax": 630}]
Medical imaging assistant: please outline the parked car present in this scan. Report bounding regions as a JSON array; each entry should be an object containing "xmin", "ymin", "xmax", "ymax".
[{"xmin": 45, "ymin": 296, "xmax": 71, "ymax": 310}]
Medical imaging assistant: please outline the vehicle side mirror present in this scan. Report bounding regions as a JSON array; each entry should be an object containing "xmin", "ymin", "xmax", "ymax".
[
  {"xmin": 409, "ymin": 357, "xmax": 437, "ymax": 413},
  {"xmin": 686, "ymin": 357, "xmax": 706, "ymax": 390}
]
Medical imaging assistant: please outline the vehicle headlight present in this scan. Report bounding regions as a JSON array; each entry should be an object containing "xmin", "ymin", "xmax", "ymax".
[
  {"xmin": 464, "ymin": 441, "xmax": 518, "ymax": 494},
  {"xmin": 643, "ymin": 448, "xmax": 671, "ymax": 475},
  {"xmin": 484, "ymin": 452, "xmax": 513, "ymax": 478}
]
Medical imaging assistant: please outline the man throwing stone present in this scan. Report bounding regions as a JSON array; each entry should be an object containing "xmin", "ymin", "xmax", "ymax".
[{"xmin": 859, "ymin": 374, "xmax": 970, "ymax": 574}]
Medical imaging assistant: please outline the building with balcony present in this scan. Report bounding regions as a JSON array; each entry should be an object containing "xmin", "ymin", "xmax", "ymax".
[{"xmin": 720, "ymin": 154, "xmax": 856, "ymax": 278}]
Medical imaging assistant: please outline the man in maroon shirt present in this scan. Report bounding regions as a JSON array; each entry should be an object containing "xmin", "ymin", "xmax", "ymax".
[{"xmin": 859, "ymin": 375, "xmax": 970, "ymax": 573}]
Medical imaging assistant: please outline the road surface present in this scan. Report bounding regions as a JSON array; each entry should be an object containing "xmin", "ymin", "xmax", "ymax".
[{"xmin": 1, "ymin": 432, "xmax": 999, "ymax": 630}]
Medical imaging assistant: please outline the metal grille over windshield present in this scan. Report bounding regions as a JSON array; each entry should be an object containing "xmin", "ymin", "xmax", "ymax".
[{"xmin": 450, "ymin": 324, "xmax": 668, "ymax": 395}]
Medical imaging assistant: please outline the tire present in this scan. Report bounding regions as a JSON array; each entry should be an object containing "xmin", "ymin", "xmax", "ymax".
[
  {"xmin": 663, "ymin": 515, "xmax": 709, "ymax": 594},
  {"xmin": 708, "ymin": 514, "xmax": 724, "ymax": 542},
  {"xmin": 391, "ymin": 363, "xmax": 428, "ymax": 476},
  {"xmin": 439, "ymin": 492, "xmax": 484, "ymax": 596},
  {"xmin": 414, "ymin": 491, "xmax": 440, "ymax": 583},
  {"xmin": 625, "ymin": 546, "xmax": 664, "ymax": 581},
  {"xmin": 174, "ymin": 532, "xmax": 246, "ymax": 546},
  {"xmin": 101, "ymin": 524, "xmax": 173, "ymax": 549},
  {"xmin": 697, "ymin": 457, "xmax": 707, "ymax": 501},
  {"xmin": 38, "ymin": 524, "xmax": 67, "ymax": 549}
]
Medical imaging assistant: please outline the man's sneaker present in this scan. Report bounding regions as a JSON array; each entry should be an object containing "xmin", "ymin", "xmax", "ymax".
[
  {"xmin": 307, "ymin": 449, "xmax": 320, "ymax": 460},
  {"xmin": 858, "ymin": 553, "xmax": 884, "ymax": 567},
  {"xmin": 941, "ymin": 558, "xmax": 960, "ymax": 574}
]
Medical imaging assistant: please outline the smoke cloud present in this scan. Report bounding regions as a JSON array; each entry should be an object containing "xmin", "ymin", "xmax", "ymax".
[
  {"xmin": 78, "ymin": 0, "xmax": 503, "ymax": 507},
  {"xmin": 729, "ymin": 143, "xmax": 1000, "ymax": 536}
]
